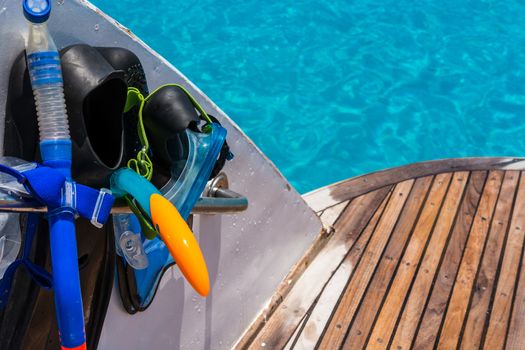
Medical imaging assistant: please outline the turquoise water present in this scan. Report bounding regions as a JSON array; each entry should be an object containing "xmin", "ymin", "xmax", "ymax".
[{"xmin": 91, "ymin": 0, "xmax": 525, "ymax": 193}]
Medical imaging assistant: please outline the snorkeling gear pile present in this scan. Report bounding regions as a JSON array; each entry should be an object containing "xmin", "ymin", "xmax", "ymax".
[{"xmin": 0, "ymin": 0, "xmax": 233, "ymax": 349}]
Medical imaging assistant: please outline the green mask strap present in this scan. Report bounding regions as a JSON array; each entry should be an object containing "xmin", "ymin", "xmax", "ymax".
[
  {"xmin": 122, "ymin": 88, "xmax": 158, "ymax": 238},
  {"xmin": 125, "ymin": 87, "xmax": 153, "ymax": 180},
  {"xmin": 121, "ymin": 84, "xmax": 214, "ymax": 237},
  {"xmin": 123, "ymin": 84, "xmax": 215, "ymax": 181}
]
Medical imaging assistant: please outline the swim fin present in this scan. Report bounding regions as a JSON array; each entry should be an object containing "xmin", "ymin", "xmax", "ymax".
[
  {"xmin": 1, "ymin": 44, "xmax": 148, "ymax": 350},
  {"xmin": 5, "ymin": 44, "xmax": 147, "ymax": 188}
]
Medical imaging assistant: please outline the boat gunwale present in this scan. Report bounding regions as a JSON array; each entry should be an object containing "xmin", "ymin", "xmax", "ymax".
[{"xmin": 304, "ymin": 157, "xmax": 525, "ymax": 212}]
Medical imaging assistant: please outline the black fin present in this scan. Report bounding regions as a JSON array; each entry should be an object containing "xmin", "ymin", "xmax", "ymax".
[{"xmin": 2, "ymin": 44, "xmax": 150, "ymax": 350}]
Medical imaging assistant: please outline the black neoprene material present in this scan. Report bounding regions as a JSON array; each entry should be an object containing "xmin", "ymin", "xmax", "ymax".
[
  {"xmin": 4, "ymin": 51, "xmax": 39, "ymax": 162},
  {"xmin": 61, "ymin": 44, "xmax": 128, "ymax": 187},
  {"xmin": 5, "ymin": 44, "xmax": 142, "ymax": 188},
  {"xmin": 96, "ymin": 46, "xmax": 149, "ymax": 163}
]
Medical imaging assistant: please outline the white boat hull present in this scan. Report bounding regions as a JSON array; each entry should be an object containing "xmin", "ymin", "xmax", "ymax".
[{"xmin": 0, "ymin": 1, "xmax": 322, "ymax": 349}]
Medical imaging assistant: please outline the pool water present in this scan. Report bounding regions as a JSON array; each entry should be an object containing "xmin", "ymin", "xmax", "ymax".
[{"xmin": 90, "ymin": 0, "xmax": 525, "ymax": 193}]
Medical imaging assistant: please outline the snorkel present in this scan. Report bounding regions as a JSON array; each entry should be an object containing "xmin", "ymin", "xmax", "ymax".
[
  {"xmin": 23, "ymin": 0, "xmax": 86, "ymax": 349},
  {"xmin": 111, "ymin": 168, "xmax": 210, "ymax": 296}
]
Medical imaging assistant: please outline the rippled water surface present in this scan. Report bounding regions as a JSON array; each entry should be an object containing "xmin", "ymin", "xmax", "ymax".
[{"xmin": 91, "ymin": 0, "xmax": 525, "ymax": 193}]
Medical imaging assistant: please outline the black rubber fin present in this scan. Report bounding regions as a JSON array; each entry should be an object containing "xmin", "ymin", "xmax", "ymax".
[
  {"xmin": 4, "ymin": 51, "xmax": 39, "ymax": 161},
  {"xmin": 5, "ymin": 44, "xmax": 130, "ymax": 187},
  {"xmin": 60, "ymin": 44, "xmax": 128, "ymax": 187},
  {"xmin": 96, "ymin": 46, "xmax": 149, "ymax": 164}
]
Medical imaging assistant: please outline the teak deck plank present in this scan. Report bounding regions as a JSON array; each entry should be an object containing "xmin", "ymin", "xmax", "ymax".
[
  {"xmin": 412, "ymin": 171, "xmax": 488, "ymax": 349},
  {"xmin": 484, "ymin": 173, "xmax": 525, "ymax": 349},
  {"xmin": 460, "ymin": 171, "xmax": 519, "ymax": 349},
  {"xmin": 365, "ymin": 173, "xmax": 453, "ymax": 349},
  {"xmin": 310, "ymin": 188, "xmax": 392, "ymax": 345},
  {"xmin": 237, "ymin": 159, "xmax": 525, "ymax": 350},
  {"xmin": 341, "ymin": 176, "xmax": 433, "ymax": 350},
  {"xmin": 389, "ymin": 172, "xmax": 468, "ymax": 350},
  {"xmin": 316, "ymin": 180, "xmax": 414, "ymax": 349},
  {"xmin": 290, "ymin": 187, "xmax": 395, "ymax": 350},
  {"xmin": 506, "ymin": 202, "xmax": 525, "ymax": 350},
  {"xmin": 436, "ymin": 171, "xmax": 504, "ymax": 349},
  {"xmin": 245, "ymin": 187, "xmax": 392, "ymax": 349}
]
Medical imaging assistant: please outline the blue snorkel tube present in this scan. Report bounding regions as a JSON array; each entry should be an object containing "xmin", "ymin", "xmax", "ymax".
[{"xmin": 23, "ymin": 0, "xmax": 86, "ymax": 349}]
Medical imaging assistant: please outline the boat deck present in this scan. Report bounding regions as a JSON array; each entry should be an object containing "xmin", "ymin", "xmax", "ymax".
[{"xmin": 235, "ymin": 158, "xmax": 525, "ymax": 349}]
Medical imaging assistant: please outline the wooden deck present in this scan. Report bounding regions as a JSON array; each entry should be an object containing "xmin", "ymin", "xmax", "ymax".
[{"xmin": 234, "ymin": 158, "xmax": 525, "ymax": 349}]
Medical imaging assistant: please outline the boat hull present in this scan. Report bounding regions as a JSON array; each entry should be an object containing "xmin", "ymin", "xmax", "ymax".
[{"xmin": 0, "ymin": 1, "xmax": 322, "ymax": 349}]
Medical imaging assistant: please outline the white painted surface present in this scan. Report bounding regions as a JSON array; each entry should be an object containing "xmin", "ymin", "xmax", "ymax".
[
  {"xmin": 293, "ymin": 256, "xmax": 353, "ymax": 349},
  {"xmin": 303, "ymin": 186, "xmax": 339, "ymax": 213},
  {"xmin": 0, "ymin": 1, "xmax": 322, "ymax": 349},
  {"xmin": 319, "ymin": 200, "xmax": 349, "ymax": 227}
]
